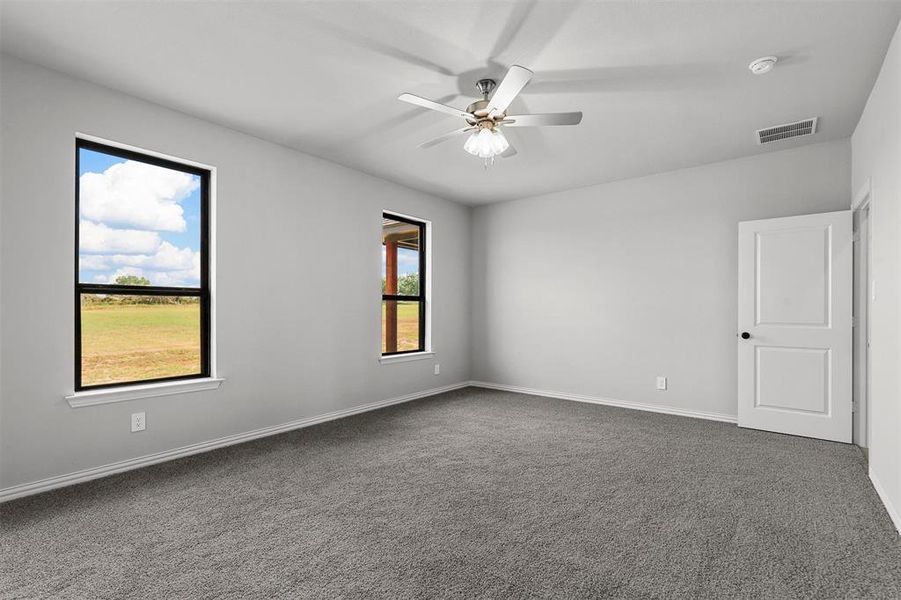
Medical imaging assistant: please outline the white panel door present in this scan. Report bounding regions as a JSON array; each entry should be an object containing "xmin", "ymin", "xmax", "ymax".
[{"xmin": 737, "ymin": 211, "xmax": 852, "ymax": 442}]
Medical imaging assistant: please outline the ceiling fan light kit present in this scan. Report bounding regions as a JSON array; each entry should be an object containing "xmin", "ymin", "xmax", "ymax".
[
  {"xmin": 464, "ymin": 128, "xmax": 510, "ymax": 166},
  {"xmin": 398, "ymin": 65, "xmax": 583, "ymax": 168}
]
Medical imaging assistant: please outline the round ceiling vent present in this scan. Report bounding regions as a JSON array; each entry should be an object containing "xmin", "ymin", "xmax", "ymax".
[{"xmin": 749, "ymin": 56, "xmax": 778, "ymax": 75}]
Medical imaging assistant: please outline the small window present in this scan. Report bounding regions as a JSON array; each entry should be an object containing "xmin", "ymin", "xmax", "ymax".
[
  {"xmin": 382, "ymin": 213, "xmax": 426, "ymax": 355},
  {"xmin": 75, "ymin": 139, "xmax": 211, "ymax": 390}
]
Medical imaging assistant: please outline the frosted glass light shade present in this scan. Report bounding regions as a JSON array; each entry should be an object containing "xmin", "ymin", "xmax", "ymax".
[{"xmin": 464, "ymin": 128, "xmax": 509, "ymax": 159}]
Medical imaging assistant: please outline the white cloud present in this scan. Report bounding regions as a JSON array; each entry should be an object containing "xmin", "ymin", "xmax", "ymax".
[
  {"xmin": 153, "ymin": 268, "xmax": 199, "ymax": 286},
  {"xmin": 79, "ymin": 255, "xmax": 110, "ymax": 271},
  {"xmin": 80, "ymin": 220, "xmax": 161, "ymax": 254},
  {"xmin": 93, "ymin": 266, "xmax": 145, "ymax": 284},
  {"xmin": 106, "ymin": 241, "xmax": 196, "ymax": 271},
  {"xmin": 80, "ymin": 160, "xmax": 198, "ymax": 232},
  {"xmin": 85, "ymin": 241, "xmax": 200, "ymax": 286},
  {"xmin": 397, "ymin": 251, "xmax": 418, "ymax": 269}
]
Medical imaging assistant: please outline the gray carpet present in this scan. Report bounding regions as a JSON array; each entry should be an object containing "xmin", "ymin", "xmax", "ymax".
[{"xmin": 2, "ymin": 388, "xmax": 900, "ymax": 599}]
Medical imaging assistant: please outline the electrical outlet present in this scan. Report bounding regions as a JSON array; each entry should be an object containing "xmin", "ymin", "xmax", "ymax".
[
  {"xmin": 434, "ymin": 364, "xmax": 440, "ymax": 375},
  {"xmin": 131, "ymin": 412, "xmax": 146, "ymax": 432},
  {"xmin": 656, "ymin": 376, "xmax": 667, "ymax": 391}
]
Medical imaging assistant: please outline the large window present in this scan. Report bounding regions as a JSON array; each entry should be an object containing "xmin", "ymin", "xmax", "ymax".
[
  {"xmin": 75, "ymin": 139, "xmax": 210, "ymax": 390},
  {"xmin": 382, "ymin": 213, "xmax": 426, "ymax": 355}
]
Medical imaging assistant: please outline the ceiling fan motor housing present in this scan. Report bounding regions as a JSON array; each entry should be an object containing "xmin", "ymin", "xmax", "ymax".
[
  {"xmin": 475, "ymin": 78, "xmax": 496, "ymax": 97},
  {"xmin": 465, "ymin": 99, "xmax": 502, "ymax": 126},
  {"xmin": 466, "ymin": 99, "xmax": 490, "ymax": 114}
]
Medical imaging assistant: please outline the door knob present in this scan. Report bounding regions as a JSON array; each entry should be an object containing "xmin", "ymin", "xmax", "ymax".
[{"xmin": 740, "ymin": 332, "xmax": 751, "ymax": 340}]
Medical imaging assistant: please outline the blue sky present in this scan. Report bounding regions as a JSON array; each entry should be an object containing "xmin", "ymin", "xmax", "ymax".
[
  {"xmin": 382, "ymin": 246, "xmax": 420, "ymax": 278},
  {"xmin": 78, "ymin": 148, "xmax": 201, "ymax": 287}
]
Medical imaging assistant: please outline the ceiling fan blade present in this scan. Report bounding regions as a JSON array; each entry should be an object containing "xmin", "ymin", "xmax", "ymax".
[
  {"xmin": 417, "ymin": 127, "xmax": 475, "ymax": 149},
  {"xmin": 500, "ymin": 143, "xmax": 518, "ymax": 158},
  {"xmin": 503, "ymin": 112, "xmax": 583, "ymax": 127},
  {"xmin": 398, "ymin": 94, "xmax": 474, "ymax": 121},
  {"xmin": 487, "ymin": 65, "xmax": 533, "ymax": 115}
]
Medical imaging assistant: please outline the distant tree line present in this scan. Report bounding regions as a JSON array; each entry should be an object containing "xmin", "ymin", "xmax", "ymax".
[
  {"xmin": 114, "ymin": 275, "xmax": 151, "ymax": 286},
  {"xmin": 82, "ymin": 275, "xmax": 200, "ymax": 306}
]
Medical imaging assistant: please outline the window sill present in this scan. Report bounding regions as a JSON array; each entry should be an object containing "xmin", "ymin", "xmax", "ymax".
[
  {"xmin": 379, "ymin": 352, "xmax": 434, "ymax": 365},
  {"xmin": 65, "ymin": 377, "xmax": 225, "ymax": 408}
]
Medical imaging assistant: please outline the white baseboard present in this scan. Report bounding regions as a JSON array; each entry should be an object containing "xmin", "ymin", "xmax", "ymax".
[
  {"xmin": 869, "ymin": 466, "xmax": 901, "ymax": 535},
  {"xmin": 0, "ymin": 381, "xmax": 470, "ymax": 503},
  {"xmin": 469, "ymin": 380, "xmax": 738, "ymax": 424}
]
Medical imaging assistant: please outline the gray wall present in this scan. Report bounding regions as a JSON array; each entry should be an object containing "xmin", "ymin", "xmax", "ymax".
[
  {"xmin": 0, "ymin": 56, "xmax": 471, "ymax": 490},
  {"xmin": 852, "ymin": 20, "xmax": 901, "ymax": 530},
  {"xmin": 471, "ymin": 140, "xmax": 851, "ymax": 419}
]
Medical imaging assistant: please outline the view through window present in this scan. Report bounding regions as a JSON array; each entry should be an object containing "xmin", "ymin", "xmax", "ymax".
[
  {"xmin": 76, "ymin": 139, "xmax": 210, "ymax": 389},
  {"xmin": 382, "ymin": 214, "xmax": 425, "ymax": 354}
]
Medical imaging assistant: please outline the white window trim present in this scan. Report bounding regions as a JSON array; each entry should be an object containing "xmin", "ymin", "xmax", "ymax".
[
  {"xmin": 73, "ymin": 133, "xmax": 219, "ymax": 400},
  {"xmin": 379, "ymin": 351, "xmax": 435, "ymax": 364},
  {"xmin": 66, "ymin": 377, "xmax": 225, "ymax": 408},
  {"xmin": 380, "ymin": 210, "xmax": 432, "ymax": 362}
]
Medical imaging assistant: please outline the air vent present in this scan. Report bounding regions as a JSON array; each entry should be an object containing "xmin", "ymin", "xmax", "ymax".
[{"xmin": 756, "ymin": 118, "xmax": 818, "ymax": 144}]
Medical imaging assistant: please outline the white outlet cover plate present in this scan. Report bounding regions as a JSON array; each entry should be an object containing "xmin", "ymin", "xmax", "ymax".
[
  {"xmin": 656, "ymin": 377, "xmax": 667, "ymax": 391},
  {"xmin": 131, "ymin": 412, "xmax": 146, "ymax": 432}
]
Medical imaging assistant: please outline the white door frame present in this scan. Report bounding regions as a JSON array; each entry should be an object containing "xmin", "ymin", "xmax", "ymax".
[{"xmin": 851, "ymin": 179, "xmax": 873, "ymax": 449}]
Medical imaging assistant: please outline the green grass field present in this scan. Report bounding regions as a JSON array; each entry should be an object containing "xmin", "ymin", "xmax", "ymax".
[
  {"xmin": 81, "ymin": 303, "xmax": 200, "ymax": 386},
  {"xmin": 382, "ymin": 301, "xmax": 420, "ymax": 353}
]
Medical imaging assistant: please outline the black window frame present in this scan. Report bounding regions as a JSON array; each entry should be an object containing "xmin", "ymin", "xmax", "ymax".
[
  {"xmin": 74, "ymin": 138, "xmax": 211, "ymax": 391},
  {"xmin": 382, "ymin": 212, "xmax": 427, "ymax": 356}
]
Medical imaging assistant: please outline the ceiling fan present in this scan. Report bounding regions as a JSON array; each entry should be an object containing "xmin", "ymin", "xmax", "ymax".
[{"xmin": 398, "ymin": 65, "xmax": 582, "ymax": 167}]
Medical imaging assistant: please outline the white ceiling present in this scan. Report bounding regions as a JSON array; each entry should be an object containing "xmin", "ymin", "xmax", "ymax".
[{"xmin": 2, "ymin": 1, "xmax": 900, "ymax": 205}]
